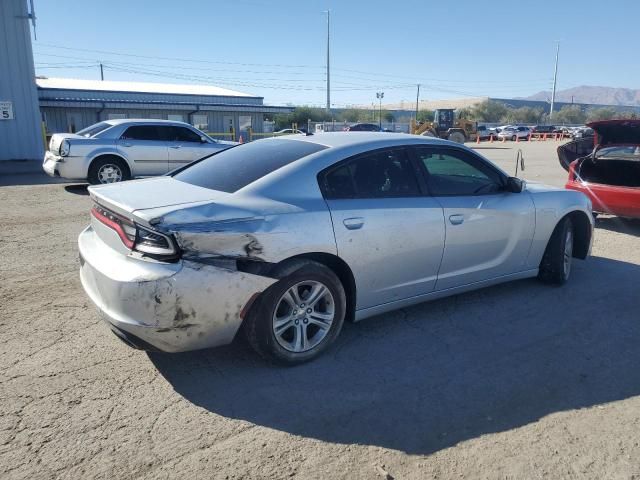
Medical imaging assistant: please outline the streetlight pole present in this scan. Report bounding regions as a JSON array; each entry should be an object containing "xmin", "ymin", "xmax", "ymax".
[
  {"xmin": 550, "ymin": 41, "xmax": 560, "ymax": 120},
  {"xmin": 324, "ymin": 10, "xmax": 331, "ymax": 113},
  {"xmin": 376, "ymin": 91, "xmax": 384, "ymax": 129}
]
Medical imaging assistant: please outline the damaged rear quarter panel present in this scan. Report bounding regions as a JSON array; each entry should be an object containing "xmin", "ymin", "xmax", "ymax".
[{"xmin": 156, "ymin": 202, "xmax": 339, "ymax": 263}]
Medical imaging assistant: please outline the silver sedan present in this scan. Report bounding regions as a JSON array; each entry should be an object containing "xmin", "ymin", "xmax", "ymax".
[{"xmin": 79, "ymin": 133, "xmax": 593, "ymax": 364}]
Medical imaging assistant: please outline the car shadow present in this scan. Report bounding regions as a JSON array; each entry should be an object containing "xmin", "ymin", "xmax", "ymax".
[
  {"xmin": 149, "ymin": 256, "xmax": 640, "ymax": 455},
  {"xmin": 595, "ymin": 215, "xmax": 640, "ymax": 237},
  {"xmin": 0, "ymin": 172, "xmax": 70, "ymax": 187},
  {"xmin": 64, "ymin": 184, "xmax": 90, "ymax": 196}
]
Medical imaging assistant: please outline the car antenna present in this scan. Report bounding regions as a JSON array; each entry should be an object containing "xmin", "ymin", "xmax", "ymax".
[{"xmin": 515, "ymin": 149, "xmax": 525, "ymax": 177}]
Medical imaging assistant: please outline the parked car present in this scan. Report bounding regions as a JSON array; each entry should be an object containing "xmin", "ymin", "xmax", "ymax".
[
  {"xmin": 572, "ymin": 127, "xmax": 594, "ymax": 139},
  {"xmin": 477, "ymin": 125, "xmax": 492, "ymax": 139},
  {"xmin": 346, "ymin": 123, "xmax": 382, "ymax": 132},
  {"xmin": 531, "ymin": 125, "xmax": 556, "ymax": 135},
  {"xmin": 498, "ymin": 126, "xmax": 531, "ymax": 140},
  {"xmin": 560, "ymin": 119, "xmax": 640, "ymax": 218},
  {"xmin": 43, "ymin": 119, "xmax": 237, "ymax": 184},
  {"xmin": 274, "ymin": 128, "xmax": 305, "ymax": 135},
  {"xmin": 80, "ymin": 133, "xmax": 593, "ymax": 364}
]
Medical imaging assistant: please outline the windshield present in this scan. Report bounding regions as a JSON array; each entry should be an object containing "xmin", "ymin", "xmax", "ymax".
[
  {"xmin": 596, "ymin": 146, "xmax": 640, "ymax": 159},
  {"xmin": 172, "ymin": 139, "xmax": 327, "ymax": 193},
  {"xmin": 76, "ymin": 122, "xmax": 113, "ymax": 138}
]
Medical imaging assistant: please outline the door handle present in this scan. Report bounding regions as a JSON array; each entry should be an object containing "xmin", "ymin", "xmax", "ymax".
[
  {"xmin": 169, "ymin": 145, "xmax": 182, "ymax": 149},
  {"xmin": 449, "ymin": 214, "xmax": 464, "ymax": 225},
  {"xmin": 121, "ymin": 143, "xmax": 132, "ymax": 147},
  {"xmin": 343, "ymin": 217, "xmax": 364, "ymax": 230}
]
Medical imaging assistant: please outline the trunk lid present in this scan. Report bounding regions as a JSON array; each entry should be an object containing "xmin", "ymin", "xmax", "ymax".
[
  {"xmin": 48, "ymin": 133, "xmax": 84, "ymax": 154},
  {"xmin": 88, "ymin": 177, "xmax": 230, "ymax": 220},
  {"xmin": 588, "ymin": 119, "xmax": 640, "ymax": 146}
]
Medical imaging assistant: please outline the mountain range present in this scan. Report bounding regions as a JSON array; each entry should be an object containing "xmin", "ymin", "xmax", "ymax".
[{"xmin": 525, "ymin": 86, "xmax": 640, "ymax": 106}]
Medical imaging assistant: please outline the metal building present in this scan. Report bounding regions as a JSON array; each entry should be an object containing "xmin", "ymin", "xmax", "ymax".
[
  {"xmin": 37, "ymin": 77, "xmax": 292, "ymax": 141},
  {"xmin": 0, "ymin": 0, "xmax": 43, "ymax": 161}
]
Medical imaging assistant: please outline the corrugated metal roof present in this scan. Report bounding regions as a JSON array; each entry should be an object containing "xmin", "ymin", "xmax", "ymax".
[{"xmin": 36, "ymin": 77, "xmax": 255, "ymax": 98}]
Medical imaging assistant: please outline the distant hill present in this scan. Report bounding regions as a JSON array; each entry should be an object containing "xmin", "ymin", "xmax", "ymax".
[{"xmin": 525, "ymin": 86, "xmax": 640, "ymax": 106}]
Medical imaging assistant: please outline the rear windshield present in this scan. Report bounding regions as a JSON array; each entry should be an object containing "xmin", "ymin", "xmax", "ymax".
[
  {"xmin": 77, "ymin": 122, "xmax": 112, "ymax": 138},
  {"xmin": 172, "ymin": 139, "xmax": 327, "ymax": 193}
]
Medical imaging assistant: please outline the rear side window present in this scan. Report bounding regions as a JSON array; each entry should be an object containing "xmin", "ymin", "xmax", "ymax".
[
  {"xmin": 322, "ymin": 148, "xmax": 420, "ymax": 199},
  {"xmin": 77, "ymin": 122, "xmax": 112, "ymax": 138},
  {"xmin": 172, "ymin": 139, "xmax": 327, "ymax": 193},
  {"xmin": 121, "ymin": 125, "xmax": 162, "ymax": 141}
]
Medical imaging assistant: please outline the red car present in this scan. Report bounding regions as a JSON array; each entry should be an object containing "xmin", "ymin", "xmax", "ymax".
[{"xmin": 559, "ymin": 119, "xmax": 640, "ymax": 218}]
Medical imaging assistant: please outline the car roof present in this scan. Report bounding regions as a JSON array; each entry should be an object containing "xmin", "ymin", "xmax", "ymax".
[
  {"xmin": 104, "ymin": 118, "xmax": 193, "ymax": 127},
  {"xmin": 273, "ymin": 131, "xmax": 455, "ymax": 149}
]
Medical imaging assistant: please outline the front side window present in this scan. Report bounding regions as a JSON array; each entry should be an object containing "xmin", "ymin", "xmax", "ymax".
[
  {"xmin": 171, "ymin": 126, "xmax": 203, "ymax": 143},
  {"xmin": 322, "ymin": 148, "xmax": 420, "ymax": 199},
  {"xmin": 415, "ymin": 147, "xmax": 504, "ymax": 196},
  {"xmin": 121, "ymin": 125, "xmax": 162, "ymax": 141}
]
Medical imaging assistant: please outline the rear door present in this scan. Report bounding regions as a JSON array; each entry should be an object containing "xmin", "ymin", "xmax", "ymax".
[
  {"xmin": 413, "ymin": 146, "xmax": 535, "ymax": 290},
  {"xmin": 321, "ymin": 147, "xmax": 445, "ymax": 310},
  {"xmin": 117, "ymin": 125, "xmax": 169, "ymax": 176},
  {"xmin": 166, "ymin": 126, "xmax": 219, "ymax": 170}
]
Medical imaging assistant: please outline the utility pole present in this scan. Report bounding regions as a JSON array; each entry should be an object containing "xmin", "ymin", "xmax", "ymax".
[
  {"xmin": 376, "ymin": 91, "xmax": 384, "ymax": 129},
  {"xmin": 415, "ymin": 84, "xmax": 421, "ymax": 123},
  {"xmin": 99, "ymin": 62, "xmax": 104, "ymax": 81},
  {"xmin": 549, "ymin": 42, "xmax": 559, "ymax": 120},
  {"xmin": 324, "ymin": 10, "xmax": 330, "ymax": 113}
]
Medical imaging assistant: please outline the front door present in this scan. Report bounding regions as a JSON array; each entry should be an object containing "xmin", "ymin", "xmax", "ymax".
[
  {"xmin": 117, "ymin": 125, "xmax": 169, "ymax": 176},
  {"xmin": 165, "ymin": 125, "xmax": 214, "ymax": 171},
  {"xmin": 413, "ymin": 146, "xmax": 535, "ymax": 290},
  {"xmin": 321, "ymin": 147, "xmax": 445, "ymax": 310}
]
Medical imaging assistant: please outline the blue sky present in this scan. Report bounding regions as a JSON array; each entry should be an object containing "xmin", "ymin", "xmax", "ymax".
[{"xmin": 31, "ymin": 0, "xmax": 639, "ymax": 107}]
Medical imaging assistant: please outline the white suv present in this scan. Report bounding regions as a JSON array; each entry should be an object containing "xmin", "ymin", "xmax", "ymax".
[{"xmin": 43, "ymin": 119, "xmax": 237, "ymax": 184}]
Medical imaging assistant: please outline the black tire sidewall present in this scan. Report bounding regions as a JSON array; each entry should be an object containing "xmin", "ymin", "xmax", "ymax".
[
  {"xmin": 247, "ymin": 264, "xmax": 346, "ymax": 365},
  {"xmin": 539, "ymin": 217, "xmax": 574, "ymax": 285}
]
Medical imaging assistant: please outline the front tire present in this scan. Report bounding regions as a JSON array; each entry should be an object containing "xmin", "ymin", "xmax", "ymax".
[
  {"xmin": 448, "ymin": 131, "xmax": 466, "ymax": 144},
  {"xmin": 88, "ymin": 156, "xmax": 130, "ymax": 185},
  {"xmin": 538, "ymin": 217, "xmax": 574, "ymax": 285},
  {"xmin": 243, "ymin": 260, "xmax": 346, "ymax": 365}
]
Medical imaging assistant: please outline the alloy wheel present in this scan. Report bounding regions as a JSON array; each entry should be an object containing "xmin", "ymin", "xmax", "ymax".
[
  {"xmin": 272, "ymin": 281, "xmax": 335, "ymax": 353},
  {"xmin": 97, "ymin": 164, "xmax": 123, "ymax": 183}
]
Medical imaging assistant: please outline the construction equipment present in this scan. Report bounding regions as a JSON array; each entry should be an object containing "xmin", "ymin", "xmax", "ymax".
[{"xmin": 411, "ymin": 109, "xmax": 477, "ymax": 143}]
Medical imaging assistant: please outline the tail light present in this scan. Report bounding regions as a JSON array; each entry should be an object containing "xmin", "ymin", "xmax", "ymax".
[{"xmin": 91, "ymin": 205, "xmax": 179, "ymax": 260}]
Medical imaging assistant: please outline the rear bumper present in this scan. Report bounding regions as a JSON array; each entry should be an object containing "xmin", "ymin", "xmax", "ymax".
[
  {"xmin": 566, "ymin": 181, "xmax": 640, "ymax": 219},
  {"xmin": 78, "ymin": 226, "xmax": 276, "ymax": 352},
  {"xmin": 43, "ymin": 151, "xmax": 88, "ymax": 180}
]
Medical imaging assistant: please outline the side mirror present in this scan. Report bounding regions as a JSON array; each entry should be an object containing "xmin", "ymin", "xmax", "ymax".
[
  {"xmin": 506, "ymin": 176, "xmax": 525, "ymax": 193},
  {"xmin": 201, "ymin": 135, "xmax": 209, "ymax": 143}
]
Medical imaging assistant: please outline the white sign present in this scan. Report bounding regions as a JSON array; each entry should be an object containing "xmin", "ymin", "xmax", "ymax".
[{"xmin": 0, "ymin": 101, "xmax": 14, "ymax": 120}]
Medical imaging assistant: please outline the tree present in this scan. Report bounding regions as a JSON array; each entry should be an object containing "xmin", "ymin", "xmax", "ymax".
[
  {"xmin": 471, "ymin": 100, "xmax": 508, "ymax": 123},
  {"xmin": 501, "ymin": 106, "xmax": 544, "ymax": 124},
  {"xmin": 337, "ymin": 108, "xmax": 365, "ymax": 123},
  {"xmin": 586, "ymin": 107, "xmax": 619, "ymax": 122},
  {"xmin": 273, "ymin": 106, "xmax": 332, "ymax": 130},
  {"xmin": 553, "ymin": 105, "xmax": 587, "ymax": 125},
  {"xmin": 456, "ymin": 107, "xmax": 473, "ymax": 120},
  {"xmin": 416, "ymin": 109, "xmax": 434, "ymax": 122}
]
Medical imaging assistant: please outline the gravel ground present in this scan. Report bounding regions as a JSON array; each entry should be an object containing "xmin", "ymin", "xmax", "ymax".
[{"xmin": 1, "ymin": 141, "xmax": 639, "ymax": 479}]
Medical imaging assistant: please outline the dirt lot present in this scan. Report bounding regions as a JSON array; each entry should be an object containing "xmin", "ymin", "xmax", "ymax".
[{"xmin": 1, "ymin": 141, "xmax": 640, "ymax": 479}]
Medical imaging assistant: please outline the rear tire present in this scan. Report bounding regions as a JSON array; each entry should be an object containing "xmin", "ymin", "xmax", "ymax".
[
  {"xmin": 511, "ymin": 135, "xmax": 517, "ymax": 141},
  {"xmin": 538, "ymin": 217, "xmax": 574, "ymax": 285},
  {"xmin": 243, "ymin": 259, "xmax": 346, "ymax": 365},
  {"xmin": 88, "ymin": 156, "xmax": 130, "ymax": 185}
]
